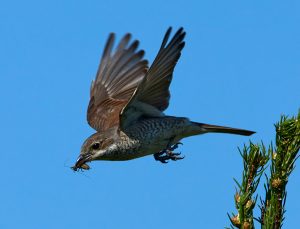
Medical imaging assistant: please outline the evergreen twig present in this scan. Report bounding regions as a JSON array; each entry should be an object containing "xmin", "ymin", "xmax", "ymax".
[
  {"xmin": 228, "ymin": 143, "xmax": 269, "ymax": 229},
  {"xmin": 260, "ymin": 112, "xmax": 300, "ymax": 229},
  {"xmin": 227, "ymin": 110, "xmax": 300, "ymax": 228}
]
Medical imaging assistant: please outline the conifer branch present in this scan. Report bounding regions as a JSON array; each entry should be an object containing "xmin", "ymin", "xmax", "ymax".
[{"xmin": 228, "ymin": 110, "xmax": 300, "ymax": 228}]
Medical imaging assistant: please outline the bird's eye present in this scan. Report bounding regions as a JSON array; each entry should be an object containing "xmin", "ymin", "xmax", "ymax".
[{"xmin": 91, "ymin": 142, "xmax": 100, "ymax": 150}]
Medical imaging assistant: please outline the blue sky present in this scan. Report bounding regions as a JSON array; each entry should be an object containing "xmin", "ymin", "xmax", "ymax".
[{"xmin": 1, "ymin": 0, "xmax": 299, "ymax": 228}]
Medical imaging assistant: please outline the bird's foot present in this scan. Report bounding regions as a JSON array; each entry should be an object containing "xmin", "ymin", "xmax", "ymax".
[
  {"xmin": 154, "ymin": 142, "xmax": 184, "ymax": 163},
  {"xmin": 154, "ymin": 150, "xmax": 184, "ymax": 163}
]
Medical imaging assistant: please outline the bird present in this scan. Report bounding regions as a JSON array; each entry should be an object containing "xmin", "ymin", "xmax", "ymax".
[{"xmin": 72, "ymin": 27, "xmax": 255, "ymax": 171}]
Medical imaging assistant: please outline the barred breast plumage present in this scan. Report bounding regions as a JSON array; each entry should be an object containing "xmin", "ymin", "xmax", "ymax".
[{"xmin": 101, "ymin": 117, "xmax": 190, "ymax": 160}]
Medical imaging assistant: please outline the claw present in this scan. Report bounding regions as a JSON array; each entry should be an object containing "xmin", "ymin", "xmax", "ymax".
[
  {"xmin": 170, "ymin": 152, "xmax": 181, "ymax": 156},
  {"xmin": 153, "ymin": 142, "xmax": 185, "ymax": 164},
  {"xmin": 170, "ymin": 155, "xmax": 185, "ymax": 161}
]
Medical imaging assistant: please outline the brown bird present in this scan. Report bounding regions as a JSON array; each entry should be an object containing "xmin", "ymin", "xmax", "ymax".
[{"xmin": 72, "ymin": 27, "xmax": 255, "ymax": 171}]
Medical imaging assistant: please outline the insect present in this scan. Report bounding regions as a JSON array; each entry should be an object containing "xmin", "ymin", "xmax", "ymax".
[{"xmin": 71, "ymin": 163, "xmax": 90, "ymax": 172}]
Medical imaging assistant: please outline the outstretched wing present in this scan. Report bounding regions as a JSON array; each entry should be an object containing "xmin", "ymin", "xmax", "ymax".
[
  {"xmin": 87, "ymin": 33, "xmax": 148, "ymax": 132},
  {"xmin": 120, "ymin": 27, "xmax": 186, "ymax": 129}
]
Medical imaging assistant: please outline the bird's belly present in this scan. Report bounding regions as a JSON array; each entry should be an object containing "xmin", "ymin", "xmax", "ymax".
[
  {"xmin": 137, "ymin": 138, "xmax": 170, "ymax": 155},
  {"xmin": 125, "ymin": 117, "xmax": 190, "ymax": 156}
]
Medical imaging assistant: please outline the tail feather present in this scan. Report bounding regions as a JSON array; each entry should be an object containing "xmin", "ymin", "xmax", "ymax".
[{"xmin": 192, "ymin": 122, "xmax": 255, "ymax": 136}]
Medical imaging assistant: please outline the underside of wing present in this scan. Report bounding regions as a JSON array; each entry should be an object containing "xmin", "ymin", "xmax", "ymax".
[
  {"xmin": 87, "ymin": 33, "xmax": 148, "ymax": 132},
  {"xmin": 120, "ymin": 27, "xmax": 186, "ymax": 130}
]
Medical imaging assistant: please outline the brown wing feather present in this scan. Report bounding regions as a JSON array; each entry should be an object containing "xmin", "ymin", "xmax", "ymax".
[
  {"xmin": 137, "ymin": 27, "xmax": 185, "ymax": 111},
  {"xmin": 120, "ymin": 27, "xmax": 185, "ymax": 130},
  {"xmin": 87, "ymin": 33, "xmax": 148, "ymax": 131}
]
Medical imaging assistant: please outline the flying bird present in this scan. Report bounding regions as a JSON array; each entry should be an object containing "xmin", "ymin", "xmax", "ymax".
[{"xmin": 72, "ymin": 27, "xmax": 255, "ymax": 171}]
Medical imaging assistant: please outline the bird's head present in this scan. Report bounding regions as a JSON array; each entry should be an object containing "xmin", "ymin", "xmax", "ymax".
[{"xmin": 71, "ymin": 132, "xmax": 115, "ymax": 171}]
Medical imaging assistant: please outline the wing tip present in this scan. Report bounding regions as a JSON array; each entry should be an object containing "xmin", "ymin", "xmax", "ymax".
[{"xmin": 124, "ymin": 33, "xmax": 132, "ymax": 42}]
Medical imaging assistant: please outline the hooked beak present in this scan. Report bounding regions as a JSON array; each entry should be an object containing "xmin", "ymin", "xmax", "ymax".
[{"xmin": 71, "ymin": 154, "xmax": 91, "ymax": 171}]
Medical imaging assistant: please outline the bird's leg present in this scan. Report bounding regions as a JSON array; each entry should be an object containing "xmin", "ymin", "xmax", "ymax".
[
  {"xmin": 154, "ymin": 141, "xmax": 184, "ymax": 163},
  {"xmin": 168, "ymin": 142, "xmax": 183, "ymax": 151}
]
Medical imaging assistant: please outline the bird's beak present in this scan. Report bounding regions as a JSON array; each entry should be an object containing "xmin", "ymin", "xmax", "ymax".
[{"xmin": 71, "ymin": 154, "xmax": 91, "ymax": 171}]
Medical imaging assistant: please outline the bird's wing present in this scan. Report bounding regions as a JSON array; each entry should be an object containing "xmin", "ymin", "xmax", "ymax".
[
  {"xmin": 87, "ymin": 33, "xmax": 148, "ymax": 132},
  {"xmin": 120, "ymin": 27, "xmax": 186, "ymax": 129}
]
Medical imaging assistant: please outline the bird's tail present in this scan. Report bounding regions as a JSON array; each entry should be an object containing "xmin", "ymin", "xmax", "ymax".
[{"xmin": 186, "ymin": 121, "xmax": 255, "ymax": 136}]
